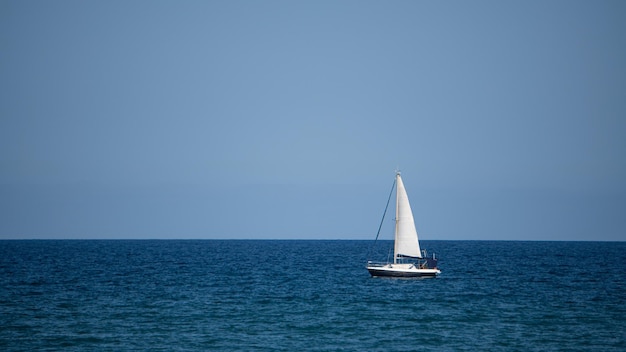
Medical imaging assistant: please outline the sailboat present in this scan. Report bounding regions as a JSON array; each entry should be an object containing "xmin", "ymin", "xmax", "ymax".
[{"xmin": 366, "ymin": 172, "xmax": 441, "ymax": 278}]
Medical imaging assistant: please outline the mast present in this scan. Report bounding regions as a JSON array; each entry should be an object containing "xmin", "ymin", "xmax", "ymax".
[{"xmin": 394, "ymin": 172, "xmax": 400, "ymax": 263}]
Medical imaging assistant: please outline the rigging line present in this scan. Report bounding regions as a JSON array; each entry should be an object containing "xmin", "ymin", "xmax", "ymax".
[{"xmin": 366, "ymin": 177, "xmax": 396, "ymax": 262}]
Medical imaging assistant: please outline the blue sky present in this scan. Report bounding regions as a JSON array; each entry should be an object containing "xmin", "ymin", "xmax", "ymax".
[{"xmin": 1, "ymin": 1, "xmax": 625, "ymax": 240}]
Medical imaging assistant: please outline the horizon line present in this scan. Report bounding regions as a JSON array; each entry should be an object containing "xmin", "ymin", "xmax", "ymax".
[{"xmin": 0, "ymin": 238, "xmax": 623, "ymax": 242}]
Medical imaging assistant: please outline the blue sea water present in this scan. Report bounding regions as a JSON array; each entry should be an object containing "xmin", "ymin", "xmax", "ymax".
[{"xmin": 1, "ymin": 240, "xmax": 625, "ymax": 351}]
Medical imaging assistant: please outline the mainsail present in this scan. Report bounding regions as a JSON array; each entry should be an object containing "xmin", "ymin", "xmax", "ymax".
[{"xmin": 394, "ymin": 174, "xmax": 422, "ymax": 260}]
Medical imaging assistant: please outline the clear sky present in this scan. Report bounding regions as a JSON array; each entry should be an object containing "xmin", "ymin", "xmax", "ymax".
[{"xmin": 1, "ymin": 0, "xmax": 625, "ymax": 240}]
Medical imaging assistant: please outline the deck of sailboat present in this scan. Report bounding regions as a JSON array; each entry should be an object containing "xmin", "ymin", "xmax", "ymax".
[{"xmin": 366, "ymin": 262, "xmax": 440, "ymax": 278}]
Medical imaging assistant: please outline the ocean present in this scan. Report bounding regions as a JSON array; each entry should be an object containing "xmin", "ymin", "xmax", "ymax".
[{"xmin": 1, "ymin": 240, "xmax": 624, "ymax": 351}]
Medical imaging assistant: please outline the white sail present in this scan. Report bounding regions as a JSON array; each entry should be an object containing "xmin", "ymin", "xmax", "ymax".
[{"xmin": 394, "ymin": 173, "xmax": 422, "ymax": 260}]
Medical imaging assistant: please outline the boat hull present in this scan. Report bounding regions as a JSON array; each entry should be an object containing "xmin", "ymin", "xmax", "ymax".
[{"xmin": 367, "ymin": 264, "xmax": 440, "ymax": 278}]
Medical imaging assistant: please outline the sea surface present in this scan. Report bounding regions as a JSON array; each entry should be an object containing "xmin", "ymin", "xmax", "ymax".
[{"xmin": 1, "ymin": 240, "xmax": 625, "ymax": 351}]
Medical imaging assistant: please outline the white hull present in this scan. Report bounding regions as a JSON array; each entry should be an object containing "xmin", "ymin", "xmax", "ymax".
[{"xmin": 367, "ymin": 263, "xmax": 441, "ymax": 278}]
